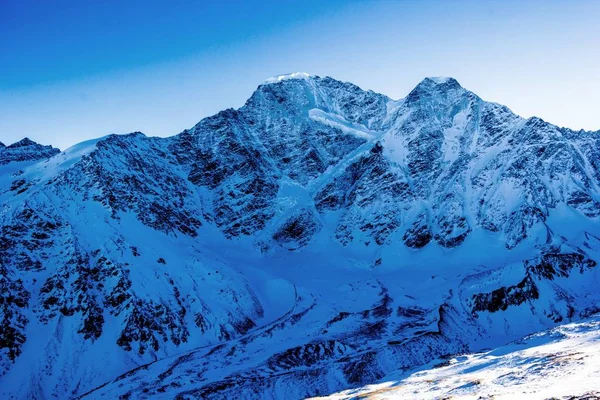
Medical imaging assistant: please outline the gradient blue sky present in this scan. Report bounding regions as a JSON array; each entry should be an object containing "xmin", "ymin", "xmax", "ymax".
[{"xmin": 1, "ymin": 0, "xmax": 599, "ymax": 150}]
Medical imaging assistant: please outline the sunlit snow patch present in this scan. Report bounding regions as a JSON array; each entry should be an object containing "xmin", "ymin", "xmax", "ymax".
[
  {"xmin": 263, "ymin": 72, "xmax": 312, "ymax": 84},
  {"xmin": 427, "ymin": 76, "xmax": 452, "ymax": 84},
  {"xmin": 312, "ymin": 314, "xmax": 600, "ymax": 400}
]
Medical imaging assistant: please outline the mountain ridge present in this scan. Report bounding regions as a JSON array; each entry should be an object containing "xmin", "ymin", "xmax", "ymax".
[{"xmin": 8, "ymin": 74, "xmax": 599, "ymax": 152}]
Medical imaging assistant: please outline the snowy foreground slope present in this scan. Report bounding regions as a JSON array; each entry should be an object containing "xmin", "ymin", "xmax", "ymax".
[
  {"xmin": 314, "ymin": 314, "xmax": 600, "ymax": 400},
  {"xmin": 1, "ymin": 74, "xmax": 600, "ymax": 399}
]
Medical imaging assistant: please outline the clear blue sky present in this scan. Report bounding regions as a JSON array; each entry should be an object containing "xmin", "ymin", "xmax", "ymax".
[{"xmin": 1, "ymin": 0, "xmax": 599, "ymax": 149}]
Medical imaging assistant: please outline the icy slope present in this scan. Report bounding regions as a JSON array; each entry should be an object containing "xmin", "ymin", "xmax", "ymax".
[
  {"xmin": 1, "ymin": 74, "xmax": 599, "ymax": 399},
  {"xmin": 314, "ymin": 313, "xmax": 600, "ymax": 400}
]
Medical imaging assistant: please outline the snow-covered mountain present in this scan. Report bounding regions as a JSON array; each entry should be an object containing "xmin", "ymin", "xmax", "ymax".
[{"xmin": 1, "ymin": 73, "xmax": 599, "ymax": 399}]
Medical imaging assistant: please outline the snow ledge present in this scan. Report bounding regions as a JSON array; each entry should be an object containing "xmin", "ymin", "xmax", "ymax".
[{"xmin": 263, "ymin": 72, "xmax": 312, "ymax": 84}]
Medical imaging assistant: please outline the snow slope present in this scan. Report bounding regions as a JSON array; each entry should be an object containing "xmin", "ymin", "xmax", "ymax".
[
  {"xmin": 314, "ymin": 313, "xmax": 600, "ymax": 400},
  {"xmin": 1, "ymin": 74, "xmax": 599, "ymax": 399}
]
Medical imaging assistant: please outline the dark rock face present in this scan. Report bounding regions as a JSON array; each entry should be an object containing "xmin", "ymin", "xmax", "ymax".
[
  {"xmin": 470, "ymin": 250, "xmax": 596, "ymax": 318},
  {"xmin": 266, "ymin": 340, "xmax": 348, "ymax": 371},
  {"xmin": 179, "ymin": 112, "xmax": 280, "ymax": 237},
  {"xmin": 37, "ymin": 252, "xmax": 130, "ymax": 339},
  {"xmin": 0, "ymin": 265, "xmax": 30, "ymax": 368},
  {"xmin": 526, "ymin": 251, "xmax": 597, "ymax": 280},
  {"xmin": 273, "ymin": 209, "xmax": 321, "ymax": 250},
  {"xmin": 0, "ymin": 206, "xmax": 64, "ymax": 272},
  {"xmin": 315, "ymin": 142, "xmax": 411, "ymax": 246},
  {"xmin": 117, "ymin": 298, "xmax": 189, "ymax": 354},
  {"xmin": 403, "ymin": 213, "xmax": 432, "ymax": 248},
  {"xmin": 558, "ymin": 391, "xmax": 600, "ymax": 400},
  {"xmin": 342, "ymin": 351, "xmax": 380, "ymax": 385},
  {"xmin": 567, "ymin": 191, "xmax": 600, "ymax": 218},
  {"xmin": 472, "ymin": 274, "xmax": 539, "ymax": 313},
  {"xmin": 504, "ymin": 205, "xmax": 547, "ymax": 249}
]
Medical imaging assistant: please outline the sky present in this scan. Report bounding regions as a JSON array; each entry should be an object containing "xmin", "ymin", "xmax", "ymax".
[{"xmin": 1, "ymin": 0, "xmax": 599, "ymax": 150}]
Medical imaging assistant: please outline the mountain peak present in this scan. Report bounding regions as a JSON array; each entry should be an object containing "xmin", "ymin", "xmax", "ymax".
[
  {"xmin": 426, "ymin": 76, "xmax": 456, "ymax": 84},
  {"xmin": 405, "ymin": 76, "xmax": 466, "ymax": 104},
  {"xmin": 8, "ymin": 137, "xmax": 39, "ymax": 148},
  {"xmin": 263, "ymin": 72, "xmax": 312, "ymax": 84},
  {"xmin": 0, "ymin": 137, "xmax": 60, "ymax": 165},
  {"xmin": 418, "ymin": 76, "xmax": 462, "ymax": 90}
]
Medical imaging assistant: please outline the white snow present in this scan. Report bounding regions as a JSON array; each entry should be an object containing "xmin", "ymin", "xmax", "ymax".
[
  {"xmin": 427, "ymin": 76, "xmax": 452, "ymax": 84},
  {"xmin": 263, "ymin": 72, "xmax": 312, "ymax": 84},
  {"xmin": 442, "ymin": 107, "xmax": 470, "ymax": 162}
]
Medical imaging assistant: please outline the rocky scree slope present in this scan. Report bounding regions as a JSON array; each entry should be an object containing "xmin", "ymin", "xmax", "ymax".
[{"xmin": 0, "ymin": 74, "xmax": 599, "ymax": 399}]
